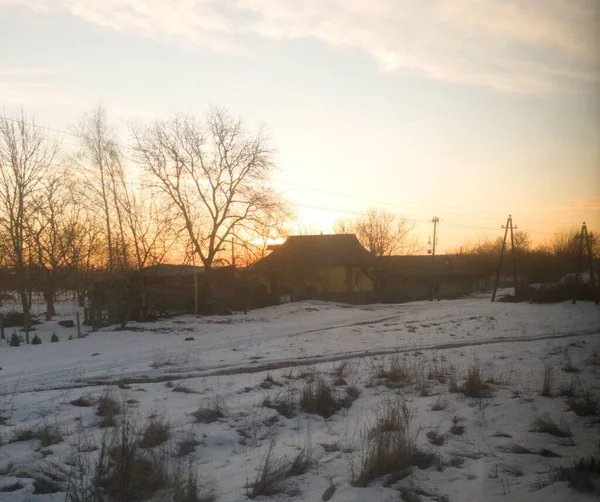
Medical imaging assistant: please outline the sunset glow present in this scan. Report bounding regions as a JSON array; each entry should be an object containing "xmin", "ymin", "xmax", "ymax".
[{"xmin": 1, "ymin": 0, "xmax": 598, "ymax": 252}]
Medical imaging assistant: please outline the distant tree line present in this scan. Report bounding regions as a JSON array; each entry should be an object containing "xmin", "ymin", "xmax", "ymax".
[{"xmin": 449, "ymin": 229, "xmax": 599, "ymax": 289}]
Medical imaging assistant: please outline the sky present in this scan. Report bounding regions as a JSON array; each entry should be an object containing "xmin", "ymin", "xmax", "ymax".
[{"xmin": 0, "ymin": 0, "xmax": 598, "ymax": 253}]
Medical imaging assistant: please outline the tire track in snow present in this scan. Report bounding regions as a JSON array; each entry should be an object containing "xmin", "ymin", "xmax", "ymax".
[{"xmin": 8, "ymin": 327, "xmax": 598, "ymax": 394}]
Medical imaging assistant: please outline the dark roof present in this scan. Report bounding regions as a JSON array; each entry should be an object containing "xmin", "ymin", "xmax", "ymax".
[
  {"xmin": 378, "ymin": 255, "xmax": 453, "ymax": 275},
  {"xmin": 253, "ymin": 234, "xmax": 375, "ymax": 271}
]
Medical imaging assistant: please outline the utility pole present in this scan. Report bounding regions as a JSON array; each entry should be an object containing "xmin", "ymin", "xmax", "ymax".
[
  {"xmin": 573, "ymin": 222, "xmax": 598, "ymax": 305},
  {"xmin": 492, "ymin": 215, "xmax": 518, "ymax": 302},
  {"xmin": 430, "ymin": 217, "xmax": 439, "ymax": 301},
  {"xmin": 509, "ymin": 217, "xmax": 518, "ymax": 297}
]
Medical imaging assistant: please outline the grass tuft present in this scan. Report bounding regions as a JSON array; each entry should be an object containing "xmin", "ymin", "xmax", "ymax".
[{"xmin": 530, "ymin": 415, "xmax": 572, "ymax": 438}]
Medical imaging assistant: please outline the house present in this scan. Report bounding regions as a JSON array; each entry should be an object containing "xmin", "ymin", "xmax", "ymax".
[
  {"xmin": 251, "ymin": 234, "xmax": 376, "ymax": 300},
  {"xmin": 377, "ymin": 255, "xmax": 478, "ymax": 301}
]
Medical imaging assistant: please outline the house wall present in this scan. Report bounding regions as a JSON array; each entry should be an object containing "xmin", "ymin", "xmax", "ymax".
[{"xmin": 259, "ymin": 265, "xmax": 374, "ymax": 295}]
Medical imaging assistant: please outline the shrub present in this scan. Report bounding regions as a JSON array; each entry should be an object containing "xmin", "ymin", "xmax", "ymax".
[
  {"xmin": 9, "ymin": 332, "xmax": 20, "ymax": 347},
  {"xmin": 31, "ymin": 334, "xmax": 42, "ymax": 345},
  {"xmin": 50, "ymin": 333, "xmax": 59, "ymax": 343}
]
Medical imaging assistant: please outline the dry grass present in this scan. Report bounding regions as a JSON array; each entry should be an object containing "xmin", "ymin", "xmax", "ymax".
[
  {"xmin": 299, "ymin": 378, "xmax": 343, "ymax": 418},
  {"xmin": 96, "ymin": 392, "xmax": 120, "ymax": 427},
  {"xmin": 567, "ymin": 391, "xmax": 599, "ymax": 417},
  {"xmin": 263, "ymin": 392, "xmax": 297, "ymax": 419},
  {"xmin": 192, "ymin": 399, "xmax": 227, "ymax": 424},
  {"xmin": 426, "ymin": 429, "xmax": 445, "ymax": 446},
  {"xmin": 249, "ymin": 438, "xmax": 313, "ymax": 499},
  {"xmin": 430, "ymin": 395, "xmax": 448, "ymax": 411},
  {"xmin": 530, "ymin": 415, "xmax": 572, "ymax": 438},
  {"xmin": 461, "ymin": 362, "xmax": 492, "ymax": 398},
  {"xmin": 11, "ymin": 423, "xmax": 63, "ymax": 447},
  {"xmin": 353, "ymin": 399, "xmax": 429, "ymax": 487},
  {"xmin": 540, "ymin": 363, "xmax": 554, "ymax": 397},
  {"xmin": 139, "ymin": 418, "xmax": 170, "ymax": 448}
]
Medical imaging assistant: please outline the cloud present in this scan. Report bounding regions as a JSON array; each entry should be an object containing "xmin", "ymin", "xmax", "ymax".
[{"xmin": 2, "ymin": 0, "xmax": 598, "ymax": 93}]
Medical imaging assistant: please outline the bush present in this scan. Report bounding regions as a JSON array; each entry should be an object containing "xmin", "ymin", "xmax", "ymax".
[
  {"xmin": 9, "ymin": 332, "xmax": 20, "ymax": 347},
  {"xmin": 31, "ymin": 334, "xmax": 42, "ymax": 345},
  {"xmin": 50, "ymin": 333, "xmax": 59, "ymax": 343}
]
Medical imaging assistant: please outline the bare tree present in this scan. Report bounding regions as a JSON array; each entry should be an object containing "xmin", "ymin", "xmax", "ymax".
[
  {"xmin": 30, "ymin": 172, "xmax": 84, "ymax": 320},
  {"xmin": 65, "ymin": 212, "xmax": 104, "ymax": 307},
  {"xmin": 130, "ymin": 108, "xmax": 288, "ymax": 270},
  {"xmin": 76, "ymin": 104, "xmax": 128, "ymax": 274},
  {"xmin": 334, "ymin": 207, "xmax": 421, "ymax": 256},
  {"xmin": 0, "ymin": 112, "xmax": 58, "ymax": 340}
]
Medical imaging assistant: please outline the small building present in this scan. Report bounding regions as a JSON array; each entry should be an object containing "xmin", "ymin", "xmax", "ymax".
[
  {"xmin": 251, "ymin": 234, "xmax": 376, "ymax": 301},
  {"xmin": 377, "ymin": 255, "xmax": 478, "ymax": 302}
]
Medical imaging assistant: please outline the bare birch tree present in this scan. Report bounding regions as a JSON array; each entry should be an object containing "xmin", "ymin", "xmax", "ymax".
[
  {"xmin": 130, "ymin": 108, "xmax": 288, "ymax": 270},
  {"xmin": 0, "ymin": 112, "xmax": 58, "ymax": 340},
  {"xmin": 76, "ymin": 104, "xmax": 128, "ymax": 274}
]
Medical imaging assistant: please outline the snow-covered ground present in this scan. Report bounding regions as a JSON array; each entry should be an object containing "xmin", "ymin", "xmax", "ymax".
[{"xmin": 0, "ymin": 293, "xmax": 599, "ymax": 501}]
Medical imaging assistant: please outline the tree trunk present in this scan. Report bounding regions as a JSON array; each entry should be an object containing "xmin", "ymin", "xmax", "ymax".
[{"xmin": 18, "ymin": 285, "xmax": 31, "ymax": 344}]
